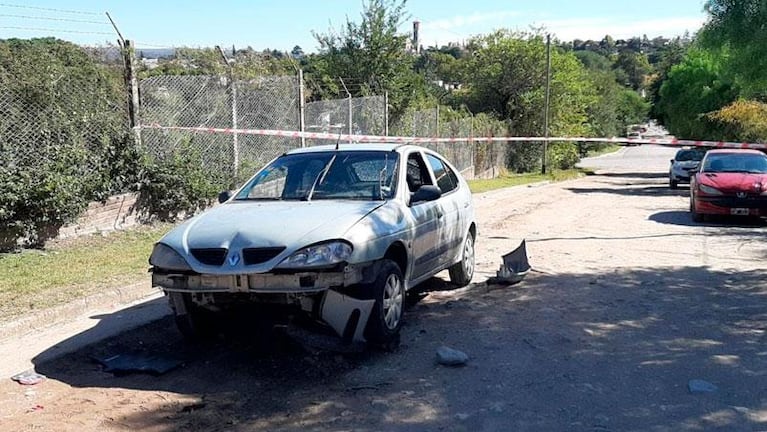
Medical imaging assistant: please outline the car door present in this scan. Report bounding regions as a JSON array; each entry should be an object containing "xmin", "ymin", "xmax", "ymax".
[
  {"xmin": 404, "ymin": 151, "xmax": 445, "ymax": 281},
  {"xmin": 424, "ymin": 153, "xmax": 464, "ymax": 268}
]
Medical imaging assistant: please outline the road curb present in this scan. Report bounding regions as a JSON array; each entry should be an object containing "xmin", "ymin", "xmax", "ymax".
[{"xmin": 0, "ymin": 280, "xmax": 160, "ymax": 342}]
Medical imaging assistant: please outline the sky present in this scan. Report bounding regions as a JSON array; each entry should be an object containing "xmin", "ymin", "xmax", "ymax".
[{"xmin": 0, "ymin": 0, "xmax": 708, "ymax": 51}]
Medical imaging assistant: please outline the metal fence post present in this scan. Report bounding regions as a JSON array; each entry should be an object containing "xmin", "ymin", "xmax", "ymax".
[
  {"xmin": 298, "ymin": 69, "xmax": 306, "ymax": 147},
  {"xmin": 384, "ymin": 91, "xmax": 389, "ymax": 137}
]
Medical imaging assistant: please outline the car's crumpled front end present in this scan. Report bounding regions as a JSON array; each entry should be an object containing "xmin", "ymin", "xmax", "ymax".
[{"xmin": 148, "ymin": 198, "xmax": 400, "ymax": 344}]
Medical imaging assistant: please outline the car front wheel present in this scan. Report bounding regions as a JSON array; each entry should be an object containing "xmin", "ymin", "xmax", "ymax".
[
  {"xmin": 362, "ymin": 259, "xmax": 404, "ymax": 347},
  {"xmin": 449, "ymin": 232, "xmax": 475, "ymax": 286},
  {"xmin": 690, "ymin": 196, "xmax": 703, "ymax": 223}
]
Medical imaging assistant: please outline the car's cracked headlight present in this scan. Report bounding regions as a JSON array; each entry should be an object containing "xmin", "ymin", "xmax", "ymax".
[
  {"xmin": 698, "ymin": 184, "xmax": 723, "ymax": 195},
  {"xmin": 276, "ymin": 241, "xmax": 353, "ymax": 269},
  {"xmin": 149, "ymin": 243, "xmax": 192, "ymax": 271}
]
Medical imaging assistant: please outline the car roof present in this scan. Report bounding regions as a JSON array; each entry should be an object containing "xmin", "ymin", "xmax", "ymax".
[
  {"xmin": 705, "ymin": 148, "xmax": 765, "ymax": 155},
  {"xmin": 285, "ymin": 143, "xmax": 419, "ymax": 155}
]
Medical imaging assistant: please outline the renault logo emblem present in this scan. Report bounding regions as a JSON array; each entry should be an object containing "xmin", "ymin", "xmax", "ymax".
[{"xmin": 228, "ymin": 253, "xmax": 240, "ymax": 266}]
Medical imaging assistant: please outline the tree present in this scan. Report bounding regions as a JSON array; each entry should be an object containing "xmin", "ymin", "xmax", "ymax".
[
  {"xmin": 290, "ymin": 45, "xmax": 305, "ymax": 59},
  {"xmin": 310, "ymin": 0, "xmax": 422, "ymax": 118},
  {"xmin": 614, "ymin": 51, "xmax": 652, "ymax": 91},
  {"xmin": 656, "ymin": 48, "xmax": 738, "ymax": 139},
  {"xmin": 701, "ymin": 0, "xmax": 767, "ymax": 97}
]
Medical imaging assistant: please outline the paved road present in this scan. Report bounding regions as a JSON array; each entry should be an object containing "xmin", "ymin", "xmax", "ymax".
[{"xmin": 2, "ymin": 145, "xmax": 765, "ymax": 432}]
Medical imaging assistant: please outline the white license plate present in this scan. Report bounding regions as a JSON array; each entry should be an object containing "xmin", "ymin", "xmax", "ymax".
[{"xmin": 730, "ymin": 208, "xmax": 750, "ymax": 216}]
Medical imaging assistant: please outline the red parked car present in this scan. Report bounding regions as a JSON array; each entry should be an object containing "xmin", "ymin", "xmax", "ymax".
[{"xmin": 690, "ymin": 149, "xmax": 767, "ymax": 222}]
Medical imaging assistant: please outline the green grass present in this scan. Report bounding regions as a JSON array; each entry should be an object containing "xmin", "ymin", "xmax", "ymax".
[
  {"xmin": 0, "ymin": 223, "xmax": 172, "ymax": 321},
  {"xmin": 468, "ymin": 169, "xmax": 587, "ymax": 193}
]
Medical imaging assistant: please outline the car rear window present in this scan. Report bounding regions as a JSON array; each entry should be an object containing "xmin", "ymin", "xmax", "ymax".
[{"xmin": 675, "ymin": 150, "xmax": 706, "ymax": 161}]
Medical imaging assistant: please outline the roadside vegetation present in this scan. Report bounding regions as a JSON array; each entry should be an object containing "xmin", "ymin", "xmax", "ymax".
[
  {"xmin": 5, "ymin": 1, "xmax": 757, "ymax": 281},
  {"xmin": 0, "ymin": 224, "xmax": 170, "ymax": 320}
]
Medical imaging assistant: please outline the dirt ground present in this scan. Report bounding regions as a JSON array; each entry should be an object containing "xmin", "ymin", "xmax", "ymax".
[{"xmin": 1, "ymin": 145, "xmax": 766, "ymax": 432}]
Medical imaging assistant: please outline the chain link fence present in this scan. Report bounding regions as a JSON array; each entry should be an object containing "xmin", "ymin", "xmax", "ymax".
[
  {"xmin": 304, "ymin": 95, "xmax": 386, "ymax": 146},
  {"xmin": 139, "ymin": 74, "xmax": 301, "ymax": 185},
  {"xmin": 0, "ymin": 69, "xmax": 130, "ymax": 187}
]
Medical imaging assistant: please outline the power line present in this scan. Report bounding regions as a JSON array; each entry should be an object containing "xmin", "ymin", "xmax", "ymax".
[
  {"xmin": 0, "ymin": 13, "xmax": 109, "ymax": 25},
  {"xmin": 0, "ymin": 2, "xmax": 102, "ymax": 16},
  {"xmin": 0, "ymin": 26, "xmax": 114, "ymax": 36}
]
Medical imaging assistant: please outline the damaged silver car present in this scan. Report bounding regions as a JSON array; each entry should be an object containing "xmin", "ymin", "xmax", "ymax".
[{"xmin": 149, "ymin": 143, "xmax": 476, "ymax": 346}]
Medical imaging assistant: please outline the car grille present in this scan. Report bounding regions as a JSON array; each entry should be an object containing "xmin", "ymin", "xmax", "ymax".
[
  {"xmin": 702, "ymin": 194, "xmax": 767, "ymax": 210},
  {"xmin": 243, "ymin": 247, "xmax": 286, "ymax": 265},
  {"xmin": 190, "ymin": 248, "xmax": 228, "ymax": 266}
]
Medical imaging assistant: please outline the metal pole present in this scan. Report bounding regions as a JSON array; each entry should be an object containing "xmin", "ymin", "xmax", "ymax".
[
  {"xmin": 542, "ymin": 33, "xmax": 551, "ymax": 175},
  {"xmin": 435, "ymin": 104, "xmax": 440, "ymax": 138},
  {"xmin": 384, "ymin": 91, "xmax": 389, "ymax": 136},
  {"xmin": 298, "ymin": 69, "xmax": 306, "ymax": 147},
  {"xmin": 339, "ymin": 77, "xmax": 352, "ymax": 144}
]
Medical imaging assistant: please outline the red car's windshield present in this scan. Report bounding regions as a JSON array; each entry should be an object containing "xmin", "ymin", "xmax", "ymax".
[{"xmin": 702, "ymin": 153, "xmax": 767, "ymax": 174}]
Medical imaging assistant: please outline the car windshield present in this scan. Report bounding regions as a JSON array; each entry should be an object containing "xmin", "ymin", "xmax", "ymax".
[
  {"xmin": 675, "ymin": 150, "xmax": 706, "ymax": 162},
  {"xmin": 702, "ymin": 153, "xmax": 767, "ymax": 173},
  {"xmin": 235, "ymin": 150, "xmax": 399, "ymax": 201}
]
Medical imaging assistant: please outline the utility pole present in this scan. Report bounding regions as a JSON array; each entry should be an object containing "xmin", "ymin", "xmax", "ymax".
[{"xmin": 542, "ymin": 33, "xmax": 552, "ymax": 175}]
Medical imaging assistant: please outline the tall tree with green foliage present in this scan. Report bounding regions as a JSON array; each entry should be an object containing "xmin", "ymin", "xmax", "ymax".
[
  {"xmin": 310, "ymin": 0, "xmax": 424, "ymax": 118},
  {"xmin": 701, "ymin": 0, "xmax": 767, "ymax": 98},
  {"xmin": 656, "ymin": 48, "xmax": 738, "ymax": 139}
]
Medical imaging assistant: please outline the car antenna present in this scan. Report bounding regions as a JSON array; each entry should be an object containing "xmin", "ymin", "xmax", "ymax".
[{"xmin": 335, "ymin": 131, "xmax": 341, "ymax": 151}]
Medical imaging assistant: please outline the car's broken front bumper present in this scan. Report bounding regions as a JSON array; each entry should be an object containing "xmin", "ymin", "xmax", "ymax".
[
  {"xmin": 152, "ymin": 263, "xmax": 376, "ymax": 343},
  {"xmin": 152, "ymin": 263, "xmax": 367, "ymax": 294}
]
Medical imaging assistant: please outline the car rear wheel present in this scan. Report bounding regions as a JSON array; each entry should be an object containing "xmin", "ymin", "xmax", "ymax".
[
  {"xmin": 361, "ymin": 259, "xmax": 404, "ymax": 347},
  {"xmin": 449, "ymin": 232, "xmax": 475, "ymax": 287},
  {"xmin": 169, "ymin": 292, "xmax": 216, "ymax": 341}
]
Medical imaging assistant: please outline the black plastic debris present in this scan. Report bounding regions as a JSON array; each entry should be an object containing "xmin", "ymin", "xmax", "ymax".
[
  {"xmin": 11, "ymin": 370, "xmax": 46, "ymax": 385},
  {"xmin": 92, "ymin": 352, "xmax": 184, "ymax": 376},
  {"xmin": 492, "ymin": 240, "xmax": 531, "ymax": 284}
]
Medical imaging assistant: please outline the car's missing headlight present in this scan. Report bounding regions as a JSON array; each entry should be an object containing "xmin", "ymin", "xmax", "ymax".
[
  {"xmin": 276, "ymin": 241, "xmax": 353, "ymax": 269},
  {"xmin": 149, "ymin": 243, "xmax": 193, "ymax": 271}
]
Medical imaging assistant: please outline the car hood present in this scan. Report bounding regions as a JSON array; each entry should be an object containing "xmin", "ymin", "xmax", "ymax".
[
  {"xmin": 160, "ymin": 200, "xmax": 384, "ymax": 271},
  {"xmin": 698, "ymin": 172, "xmax": 767, "ymax": 193}
]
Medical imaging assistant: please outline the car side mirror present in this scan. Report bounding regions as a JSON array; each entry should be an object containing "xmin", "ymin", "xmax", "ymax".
[
  {"xmin": 670, "ymin": 159, "xmax": 675, "ymax": 164},
  {"xmin": 410, "ymin": 185, "xmax": 442, "ymax": 205},
  {"xmin": 218, "ymin": 190, "xmax": 232, "ymax": 204}
]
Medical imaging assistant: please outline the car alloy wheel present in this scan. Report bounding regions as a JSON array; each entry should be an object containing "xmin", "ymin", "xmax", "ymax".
[
  {"xmin": 449, "ymin": 232, "xmax": 475, "ymax": 286},
  {"xmin": 382, "ymin": 273, "xmax": 403, "ymax": 330},
  {"xmin": 362, "ymin": 259, "xmax": 404, "ymax": 346}
]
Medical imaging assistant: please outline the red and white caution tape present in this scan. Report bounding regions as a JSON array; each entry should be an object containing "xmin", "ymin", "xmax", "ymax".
[{"xmin": 139, "ymin": 124, "xmax": 767, "ymax": 150}]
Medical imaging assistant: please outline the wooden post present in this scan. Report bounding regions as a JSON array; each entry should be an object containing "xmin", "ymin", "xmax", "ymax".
[
  {"xmin": 542, "ymin": 34, "xmax": 551, "ymax": 175},
  {"xmin": 123, "ymin": 40, "xmax": 141, "ymax": 147}
]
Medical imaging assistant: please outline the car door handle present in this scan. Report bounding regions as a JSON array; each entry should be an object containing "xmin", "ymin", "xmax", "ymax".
[{"xmin": 437, "ymin": 211, "xmax": 444, "ymax": 219}]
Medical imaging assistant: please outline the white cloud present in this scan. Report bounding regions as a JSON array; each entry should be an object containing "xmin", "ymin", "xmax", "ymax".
[
  {"xmin": 539, "ymin": 16, "xmax": 706, "ymax": 41},
  {"xmin": 412, "ymin": 11, "xmax": 706, "ymax": 48}
]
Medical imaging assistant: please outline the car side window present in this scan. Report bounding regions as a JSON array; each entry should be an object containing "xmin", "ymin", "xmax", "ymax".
[
  {"xmin": 426, "ymin": 154, "xmax": 457, "ymax": 194},
  {"xmin": 406, "ymin": 153, "xmax": 433, "ymax": 193}
]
